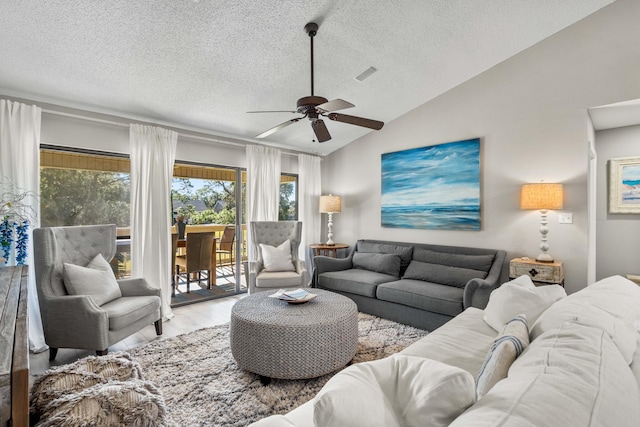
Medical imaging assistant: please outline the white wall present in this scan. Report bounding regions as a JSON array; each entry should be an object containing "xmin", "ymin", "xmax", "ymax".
[
  {"xmin": 322, "ymin": 0, "xmax": 640, "ymax": 294},
  {"xmin": 40, "ymin": 110, "xmax": 299, "ymax": 173},
  {"xmin": 595, "ymin": 124, "xmax": 640, "ymax": 279}
]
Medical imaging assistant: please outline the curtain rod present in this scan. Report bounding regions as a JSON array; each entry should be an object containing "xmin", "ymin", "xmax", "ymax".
[{"xmin": 41, "ymin": 108, "xmax": 306, "ymax": 157}]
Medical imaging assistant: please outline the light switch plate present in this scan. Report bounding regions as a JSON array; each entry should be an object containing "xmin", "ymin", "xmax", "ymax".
[{"xmin": 559, "ymin": 212, "xmax": 573, "ymax": 224}]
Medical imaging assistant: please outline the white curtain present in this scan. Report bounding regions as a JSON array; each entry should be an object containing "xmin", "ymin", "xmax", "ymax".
[
  {"xmin": 246, "ymin": 145, "xmax": 281, "ymax": 260},
  {"xmin": 0, "ymin": 99, "xmax": 47, "ymax": 352},
  {"xmin": 129, "ymin": 124, "xmax": 177, "ymax": 320},
  {"xmin": 298, "ymin": 154, "xmax": 322, "ymax": 282}
]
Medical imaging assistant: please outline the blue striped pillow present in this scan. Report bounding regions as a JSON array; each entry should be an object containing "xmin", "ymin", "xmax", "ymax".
[{"xmin": 476, "ymin": 314, "xmax": 529, "ymax": 399}]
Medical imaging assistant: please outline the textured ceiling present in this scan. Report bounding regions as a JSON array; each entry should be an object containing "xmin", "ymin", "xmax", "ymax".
[{"xmin": 0, "ymin": 0, "xmax": 615, "ymax": 155}]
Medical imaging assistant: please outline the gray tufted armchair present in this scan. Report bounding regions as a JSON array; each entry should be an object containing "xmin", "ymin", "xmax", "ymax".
[
  {"xmin": 248, "ymin": 221, "xmax": 307, "ymax": 294},
  {"xmin": 33, "ymin": 224, "xmax": 162, "ymax": 360}
]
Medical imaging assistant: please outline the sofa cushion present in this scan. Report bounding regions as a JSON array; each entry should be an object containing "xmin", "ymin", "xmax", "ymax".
[
  {"xmin": 401, "ymin": 307, "xmax": 497, "ymax": 376},
  {"xmin": 352, "ymin": 252, "xmax": 401, "ymax": 277},
  {"xmin": 531, "ymin": 275, "xmax": 640, "ymax": 364},
  {"xmin": 318, "ymin": 269, "xmax": 397, "ymax": 298},
  {"xmin": 483, "ymin": 275, "xmax": 566, "ymax": 332},
  {"xmin": 476, "ymin": 314, "xmax": 529, "ymax": 399},
  {"xmin": 451, "ymin": 321, "xmax": 640, "ymax": 427},
  {"xmin": 413, "ymin": 248, "xmax": 495, "ymax": 272},
  {"xmin": 356, "ymin": 241, "xmax": 414, "ymax": 272},
  {"xmin": 63, "ymin": 253, "xmax": 122, "ymax": 306},
  {"xmin": 256, "ymin": 270, "xmax": 302, "ymax": 289},
  {"xmin": 403, "ymin": 260, "xmax": 485, "ymax": 288},
  {"xmin": 313, "ymin": 355, "xmax": 476, "ymax": 427},
  {"xmin": 376, "ymin": 279, "xmax": 464, "ymax": 317},
  {"xmin": 101, "ymin": 296, "xmax": 161, "ymax": 331}
]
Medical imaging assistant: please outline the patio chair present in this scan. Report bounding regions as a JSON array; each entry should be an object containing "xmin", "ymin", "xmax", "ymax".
[
  {"xmin": 217, "ymin": 225, "xmax": 236, "ymax": 276},
  {"xmin": 175, "ymin": 231, "xmax": 215, "ymax": 292},
  {"xmin": 33, "ymin": 224, "xmax": 162, "ymax": 360}
]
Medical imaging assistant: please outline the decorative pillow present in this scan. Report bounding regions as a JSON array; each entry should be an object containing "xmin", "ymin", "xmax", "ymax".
[
  {"xmin": 412, "ymin": 248, "xmax": 495, "ymax": 272},
  {"xmin": 313, "ymin": 355, "xmax": 476, "ymax": 427},
  {"xmin": 30, "ymin": 354, "xmax": 144, "ymax": 415},
  {"xmin": 356, "ymin": 241, "xmax": 414, "ymax": 271},
  {"xmin": 402, "ymin": 260, "xmax": 486, "ymax": 288},
  {"xmin": 352, "ymin": 252, "xmax": 401, "ymax": 277},
  {"xmin": 63, "ymin": 253, "xmax": 122, "ymax": 306},
  {"xmin": 530, "ymin": 275, "xmax": 640, "ymax": 364},
  {"xmin": 259, "ymin": 239, "xmax": 295, "ymax": 272},
  {"xmin": 483, "ymin": 275, "xmax": 566, "ymax": 332},
  {"xmin": 36, "ymin": 380, "xmax": 167, "ymax": 427},
  {"xmin": 476, "ymin": 314, "xmax": 530, "ymax": 399}
]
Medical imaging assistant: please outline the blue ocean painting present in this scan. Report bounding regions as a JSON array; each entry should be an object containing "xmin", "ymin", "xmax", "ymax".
[
  {"xmin": 381, "ymin": 139, "xmax": 480, "ymax": 230},
  {"xmin": 621, "ymin": 164, "xmax": 640, "ymax": 205}
]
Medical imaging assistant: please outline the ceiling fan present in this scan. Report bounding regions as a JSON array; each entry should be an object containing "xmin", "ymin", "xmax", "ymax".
[{"xmin": 249, "ymin": 22, "xmax": 384, "ymax": 143}]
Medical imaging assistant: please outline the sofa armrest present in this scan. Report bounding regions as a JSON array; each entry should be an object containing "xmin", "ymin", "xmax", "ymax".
[
  {"xmin": 463, "ymin": 249, "xmax": 507, "ymax": 309},
  {"xmin": 463, "ymin": 278, "xmax": 499, "ymax": 310},
  {"xmin": 118, "ymin": 277, "xmax": 160, "ymax": 297}
]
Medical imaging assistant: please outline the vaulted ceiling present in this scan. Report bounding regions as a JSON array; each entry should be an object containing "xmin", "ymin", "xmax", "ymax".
[{"xmin": 0, "ymin": 0, "xmax": 615, "ymax": 155}]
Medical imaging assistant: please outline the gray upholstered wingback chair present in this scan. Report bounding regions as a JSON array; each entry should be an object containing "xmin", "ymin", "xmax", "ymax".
[
  {"xmin": 248, "ymin": 221, "xmax": 307, "ymax": 294},
  {"xmin": 33, "ymin": 224, "xmax": 162, "ymax": 360}
]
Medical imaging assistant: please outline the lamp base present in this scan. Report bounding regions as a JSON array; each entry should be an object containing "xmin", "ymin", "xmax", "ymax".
[{"xmin": 535, "ymin": 253, "xmax": 555, "ymax": 263}]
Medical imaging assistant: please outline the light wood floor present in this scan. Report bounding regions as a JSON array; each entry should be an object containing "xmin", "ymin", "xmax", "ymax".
[{"xmin": 30, "ymin": 294, "xmax": 245, "ymax": 375}]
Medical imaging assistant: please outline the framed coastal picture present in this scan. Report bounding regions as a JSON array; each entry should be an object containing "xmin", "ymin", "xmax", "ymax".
[
  {"xmin": 609, "ymin": 156, "xmax": 640, "ymax": 214},
  {"xmin": 381, "ymin": 138, "xmax": 481, "ymax": 230}
]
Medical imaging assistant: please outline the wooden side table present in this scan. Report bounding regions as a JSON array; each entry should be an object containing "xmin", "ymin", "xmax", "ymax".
[
  {"xmin": 509, "ymin": 257, "xmax": 564, "ymax": 287},
  {"xmin": 310, "ymin": 243, "xmax": 349, "ymax": 258}
]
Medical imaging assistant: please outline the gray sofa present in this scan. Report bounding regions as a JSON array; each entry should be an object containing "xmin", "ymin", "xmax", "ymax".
[{"xmin": 313, "ymin": 239, "xmax": 506, "ymax": 330}]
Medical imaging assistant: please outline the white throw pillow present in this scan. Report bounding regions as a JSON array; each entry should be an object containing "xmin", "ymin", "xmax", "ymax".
[
  {"xmin": 313, "ymin": 355, "xmax": 476, "ymax": 427},
  {"xmin": 531, "ymin": 275, "xmax": 640, "ymax": 364},
  {"xmin": 63, "ymin": 253, "xmax": 122, "ymax": 306},
  {"xmin": 483, "ymin": 275, "xmax": 566, "ymax": 332},
  {"xmin": 476, "ymin": 314, "xmax": 529, "ymax": 399},
  {"xmin": 259, "ymin": 240, "xmax": 295, "ymax": 272}
]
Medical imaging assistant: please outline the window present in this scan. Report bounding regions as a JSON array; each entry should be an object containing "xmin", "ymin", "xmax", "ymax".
[
  {"xmin": 40, "ymin": 148, "xmax": 299, "ymax": 286},
  {"xmin": 40, "ymin": 147, "xmax": 132, "ymax": 277}
]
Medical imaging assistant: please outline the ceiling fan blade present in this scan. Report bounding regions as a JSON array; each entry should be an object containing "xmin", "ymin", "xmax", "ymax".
[
  {"xmin": 247, "ymin": 110, "xmax": 297, "ymax": 114},
  {"xmin": 316, "ymin": 99, "xmax": 355, "ymax": 113},
  {"xmin": 327, "ymin": 113, "xmax": 384, "ymax": 130},
  {"xmin": 255, "ymin": 117, "xmax": 304, "ymax": 139},
  {"xmin": 311, "ymin": 119, "xmax": 331, "ymax": 142}
]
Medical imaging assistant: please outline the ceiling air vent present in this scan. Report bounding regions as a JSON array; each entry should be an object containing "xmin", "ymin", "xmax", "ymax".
[{"xmin": 355, "ymin": 66, "xmax": 377, "ymax": 82}]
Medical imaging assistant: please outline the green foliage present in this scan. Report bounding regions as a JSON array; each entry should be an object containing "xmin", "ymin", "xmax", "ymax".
[
  {"xmin": 172, "ymin": 178, "xmax": 237, "ymax": 225},
  {"xmin": 279, "ymin": 182, "xmax": 296, "ymax": 220},
  {"xmin": 40, "ymin": 169, "xmax": 130, "ymax": 227}
]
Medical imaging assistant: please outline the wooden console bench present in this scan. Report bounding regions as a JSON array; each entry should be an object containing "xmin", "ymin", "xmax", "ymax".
[{"xmin": 0, "ymin": 266, "xmax": 29, "ymax": 427}]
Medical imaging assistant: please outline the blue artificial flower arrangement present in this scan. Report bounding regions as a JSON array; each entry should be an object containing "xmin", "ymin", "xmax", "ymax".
[{"xmin": 1, "ymin": 178, "xmax": 37, "ymax": 266}]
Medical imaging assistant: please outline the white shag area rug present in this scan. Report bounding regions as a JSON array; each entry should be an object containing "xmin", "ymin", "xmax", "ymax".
[{"xmin": 124, "ymin": 313, "xmax": 429, "ymax": 427}]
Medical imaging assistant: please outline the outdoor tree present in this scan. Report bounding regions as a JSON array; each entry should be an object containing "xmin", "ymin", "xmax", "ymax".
[{"xmin": 40, "ymin": 169, "xmax": 130, "ymax": 227}]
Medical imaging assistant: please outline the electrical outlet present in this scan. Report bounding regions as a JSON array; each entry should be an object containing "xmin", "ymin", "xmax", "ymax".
[{"xmin": 559, "ymin": 212, "xmax": 573, "ymax": 224}]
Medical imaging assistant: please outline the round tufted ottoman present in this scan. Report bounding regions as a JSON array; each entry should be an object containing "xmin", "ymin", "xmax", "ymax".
[{"xmin": 230, "ymin": 289, "xmax": 358, "ymax": 381}]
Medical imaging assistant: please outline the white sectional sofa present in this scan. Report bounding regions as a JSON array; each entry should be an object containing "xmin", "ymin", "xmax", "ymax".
[{"xmin": 251, "ymin": 275, "xmax": 640, "ymax": 426}]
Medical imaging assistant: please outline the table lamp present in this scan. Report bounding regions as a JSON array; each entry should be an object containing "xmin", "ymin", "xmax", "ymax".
[
  {"xmin": 319, "ymin": 194, "xmax": 341, "ymax": 246},
  {"xmin": 520, "ymin": 183, "xmax": 564, "ymax": 262}
]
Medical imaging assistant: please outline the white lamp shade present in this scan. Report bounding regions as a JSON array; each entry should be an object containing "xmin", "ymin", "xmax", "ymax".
[
  {"xmin": 319, "ymin": 194, "xmax": 341, "ymax": 213},
  {"xmin": 520, "ymin": 183, "xmax": 564, "ymax": 210}
]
